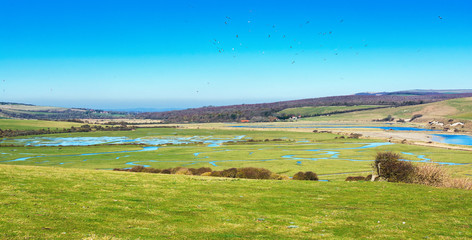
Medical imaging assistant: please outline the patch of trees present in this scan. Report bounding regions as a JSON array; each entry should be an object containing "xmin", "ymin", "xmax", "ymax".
[
  {"xmin": 0, "ymin": 125, "xmax": 135, "ymax": 138},
  {"xmin": 138, "ymin": 93, "xmax": 472, "ymax": 123}
]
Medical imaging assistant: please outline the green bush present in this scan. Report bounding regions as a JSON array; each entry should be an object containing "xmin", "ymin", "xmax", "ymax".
[{"xmin": 373, "ymin": 152, "xmax": 415, "ymax": 183}]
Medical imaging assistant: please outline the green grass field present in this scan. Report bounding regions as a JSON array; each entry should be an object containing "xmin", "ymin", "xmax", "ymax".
[
  {"xmin": 0, "ymin": 119, "xmax": 85, "ymax": 130},
  {"xmin": 1, "ymin": 164, "xmax": 472, "ymax": 239},
  {"xmin": 1, "ymin": 128, "xmax": 471, "ymax": 180}
]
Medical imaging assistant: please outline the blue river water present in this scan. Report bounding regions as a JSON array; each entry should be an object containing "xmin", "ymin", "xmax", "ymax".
[
  {"xmin": 0, "ymin": 135, "xmax": 246, "ymax": 147},
  {"xmin": 231, "ymin": 125, "xmax": 438, "ymax": 131},
  {"xmin": 432, "ymin": 134, "xmax": 472, "ymax": 146}
]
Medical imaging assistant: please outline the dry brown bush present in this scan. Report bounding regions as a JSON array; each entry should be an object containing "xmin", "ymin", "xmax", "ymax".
[
  {"xmin": 443, "ymin": 178, "xmax": 472, "ymax": 190},
  {"xmin": 413, "ymin": 163, "xmax": 449, "ymax": 186}
]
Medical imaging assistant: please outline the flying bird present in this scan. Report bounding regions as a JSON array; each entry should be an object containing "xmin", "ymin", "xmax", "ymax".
[{"xmin": 438, "ymin": 16, "xmax": 443, "ymax": 20}]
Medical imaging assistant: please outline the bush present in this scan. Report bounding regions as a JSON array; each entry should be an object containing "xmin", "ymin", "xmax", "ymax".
[
  {"xmin": 413, "ymin": 163, "xmax": 449, "ymax": 186},
  {"xmin": 173, "ymin": 167, "xmax": 192, "ymax": 175},
  {"xmin": 444, "ymin": 178, "xmax": 472, "ymax": 190},
  {"xmin": 129, "ymin": 166, "xmax": 146, "ymax": 172},
  {"xmin": 236, "ymin": 167, "xmax": 272, "ymax": 179},
  {"xmin": 373, "ymin": 152, "xmax": 415, "ymax": 183},
  {"xmin": 210, "ymin": 171, "xmax": 222, "ymax": 177},
  {"xmin": 345, "ymin": 176, "xmax": 366, "ymax": 181},
  {"xmin": 161, "ymin": 168, "xmax": 172, "ymax": 174},
  {"xmin": 292, "ymin": 171, "xmax": 319, "ymax": 181},
  {"xmin": 143, "ymin": 167, "xmax": 161, "ymax": 173},
  {"xmin": 292, "ymin": 172, "xmax": 305, "ymax": 180},
  {"xmin": 220, "ymin": 168, "xmax": 238, "ymax": 178},
  {"xmin": 304, "ymin": 171, "xmax": 319, "ymax": 180},
  {"xmin": 189, "ymin": 167, "xmax": 212, "ymax": 175}
]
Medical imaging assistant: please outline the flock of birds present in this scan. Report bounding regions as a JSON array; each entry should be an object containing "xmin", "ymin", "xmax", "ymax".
[
  {"xmin": 211, "ymin": 16, "xmax": 356, "ymax": 64},
  {"xmin": 211, "ymin": 15, "xmax": 446, "ymax": 65}
]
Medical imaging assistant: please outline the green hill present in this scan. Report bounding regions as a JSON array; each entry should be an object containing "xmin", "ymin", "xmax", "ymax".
[{"xmin": 277, "ymin": 105, "xmax": 386, "ymax": 118}]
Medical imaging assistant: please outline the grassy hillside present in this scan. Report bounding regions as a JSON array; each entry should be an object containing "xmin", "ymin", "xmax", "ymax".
[
  {"xmin": 139, "ymin": 93, "xmax": 472, "ymax": 123},
  {"xmin": 278, "ymin": 105, "xmax": 385, "ymax": 117},
  {"xmin": 1, "ymin": 164, "xmax": 472, "ymax": 239},
  {"xmin": 303, "ymin": 97, "xmax": 472, "ymax": 122},
  {"xmin": 0, "ymin": 103, "xmax": 130, "ymax": 120},
  {"xmin": 0, "ymin": 119, "xmax": 85, "ymax": 130}
]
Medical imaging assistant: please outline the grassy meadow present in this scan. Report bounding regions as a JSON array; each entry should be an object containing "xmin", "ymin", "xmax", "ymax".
[
  {"xmin": 1, "ymin": 127, "xmax": 472, "ymax": 180},
  {"xmin": 0, "ymin": 119, "xmax": 84, "ymax": 130},
  {"xmin": 1, "ymin": 164, "xmax": 472, "ymax": 239}
]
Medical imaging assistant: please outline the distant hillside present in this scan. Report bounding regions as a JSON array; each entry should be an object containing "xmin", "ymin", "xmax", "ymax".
[
  {"xmin": 356, "ymin": 89, "xmax": 472, "ymax": 96},
  {"xmin": 302, "ymin": 97, "xmax": 472, "ymax": 123},
  {"xmin": 138, "ymin": 92, "xmax": 472, "ymax": 123},
  {"xmin": 0, "ymin": 103, "xmax": 134, "ymax": 120}
]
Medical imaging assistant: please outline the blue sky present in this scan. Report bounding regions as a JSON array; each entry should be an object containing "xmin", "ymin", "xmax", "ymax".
[{"xmin": 1, "ymin": 0, "xmax": 471, "ymax": 109}]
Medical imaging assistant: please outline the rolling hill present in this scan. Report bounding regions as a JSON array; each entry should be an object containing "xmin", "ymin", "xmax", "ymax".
[{"xmin": 138, "ymin": 92, "xmax": 472, "ymax": 123}]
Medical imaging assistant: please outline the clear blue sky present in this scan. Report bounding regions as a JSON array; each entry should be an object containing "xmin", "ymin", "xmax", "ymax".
[{"xmin": 1, "ymin": 0, "xmax": 471, "ymax": 109}]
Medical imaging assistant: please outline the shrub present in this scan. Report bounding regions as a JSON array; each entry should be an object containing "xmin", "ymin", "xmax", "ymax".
[
  {"xmin": 236, "ymin": 167, "xmax": 272, "ymax": 179},
  {"xmin": 444, "ymin": 178, "xmax": 472, "ymax": 190},
  {"xmin": 173, "ymin": 167, "xmax": 192, "ymax": 175},
  {"xmin": 345, "ymin": 176, "xmax": 366, "ymax": 181},
  {"xmin": 365, "ymin": 174, "xmax": 373, "ymax": 181},
  {"xmin": 189, "ymin": 167, "xmax": 212, "ymax": 175},
  {"xmin": 161, "ymin": 168, "xmax": 172, "ymax": 174},
  {"xmin": 200, "ymin": 172, "xmax": 212, "ymax": 176},
  {"xmin": 373, "ymin": 152, "xmax": 415, "ymax": 183},
  {"xmin": 292, "ymin": 171, "xmax": 319, "ymax": 181},
  {"xmin": 292, "ymin": 172, "xmax": 305, "ymax": 180},
  {"xmin": 129, "ymin": 166, "xmax": 146, "ymax": 172},
  {"xmin": 413, "ymin": 163, "xmax": 449, "ymax": 186},
  {"xmin": 304, "ymin": 171, "xmax": 319, "ymax": 180},
  {"xmin": 210, "ymin": 171, "xmax": 222, "ymax": 177},
  {"xmin": 269, "ymin": 173, "xmax": 289, "ymax": 180},
  {"xmin": 143, "ymin": 167, "xmax": 161, "ymax": 173},
  {"xmin": 220, "ymin": 168, "xmax": 238, "ymax": 178}
]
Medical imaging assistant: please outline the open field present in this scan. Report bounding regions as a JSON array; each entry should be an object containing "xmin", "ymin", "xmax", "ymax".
[
  {"xmin": 0, "ymin": 119, "xmax": 85, "ymax": 130},
  {"xmin": 1, "ymin": 164, "xmax": 472, "ymax": 239},
  {"xmin": 2, "ymin": 127, "xmax": 472, "ymax": 180}
]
